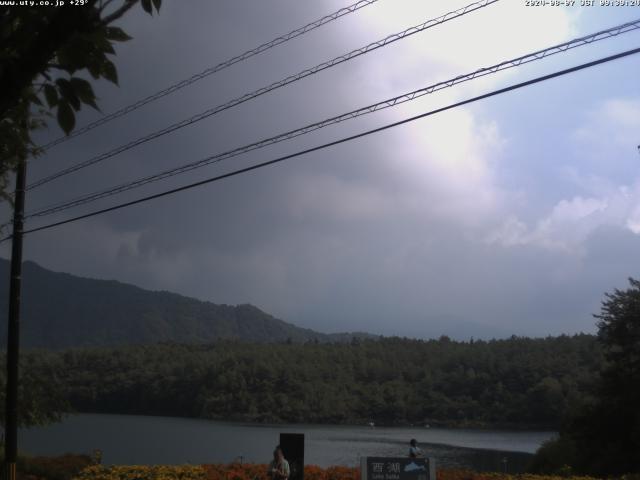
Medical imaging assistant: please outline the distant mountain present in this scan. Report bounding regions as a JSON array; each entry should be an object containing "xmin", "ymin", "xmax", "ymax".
[
  {"xmin": 0, "ymin": 259, "xmax": 371, "ymax": 349},
  {"xmin": 400, "ymin": 314, "xmax": 511, "ymax": 342}
]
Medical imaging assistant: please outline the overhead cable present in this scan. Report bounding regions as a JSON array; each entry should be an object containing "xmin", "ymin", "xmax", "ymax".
[
  {"xmin": 26, "ymin": 18, "xmax": 640, "ymax": 219},
  {"xmin": 9, "ymin": 45, "xmax": 639, "ymax": 241},
  {"xmin": 39, "ymin": 0, "xmax": 382, "ymax": 151},
  {"xmin": 27, "ymin": 0, "xmax": 499, "ymax": 190}
]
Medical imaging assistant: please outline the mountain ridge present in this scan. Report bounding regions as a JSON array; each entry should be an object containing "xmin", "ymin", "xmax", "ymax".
[{"xmin": 0, "ymin": 259, "xmax": 373, "ymax": 348}]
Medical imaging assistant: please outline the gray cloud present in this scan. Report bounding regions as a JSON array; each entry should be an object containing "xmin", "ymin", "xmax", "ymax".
[{"xmin": 3, "ymin": 0, "xmax": 640, "ymax": 340}]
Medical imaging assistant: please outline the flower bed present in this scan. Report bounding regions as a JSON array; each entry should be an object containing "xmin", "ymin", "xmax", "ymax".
[
  {"xmin": 200, "ymin": 465, "xmax": 603, "ymax": 480},
  {"xmin": 201, "ymin": 465, "xmax": 361, "ymax": 480},
  {"xmin": 70, "ymin": 463, "xmax": 619, "ymax": 480},
  {"xmin": 437, "ymin": 470, "xmax": 601, "ymax": 480},
  {"xmin": 73, "ymin": 464, "xmax": 207, "ymax": 480}
]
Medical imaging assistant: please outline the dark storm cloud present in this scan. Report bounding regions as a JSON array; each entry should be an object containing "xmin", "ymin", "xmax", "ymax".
[{"xmin": 3, "ymin": 1, "xmax": 640, "ymax": 339}]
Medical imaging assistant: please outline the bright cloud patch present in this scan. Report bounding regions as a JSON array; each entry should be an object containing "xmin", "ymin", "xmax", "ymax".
[
  {"xmin": 489, "ymin": 98, "xmax": 640, "ymax": 252},
  {"xmin": 355, "ymin": 0, "xmax": 575, "ymax": 90},
  {"xmin": 392, "ymin": 108, "xmax": 507, "ymax": 225}
]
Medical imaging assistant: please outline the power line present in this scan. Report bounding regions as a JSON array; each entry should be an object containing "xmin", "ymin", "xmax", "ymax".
[
  {"xmin": 27, "ymin": 0, "xmax": 499, "ymax": 190},
  {"xmin": 9, "ymin": 45, "xmax": 639, "ymax": 241},
  {"xmin": 25, "ymin": 18, "xmax": 640, "ymax": 219},
  {"xmin": 39, "ymin": 0, "xmax": 382, "ymax": 151}
]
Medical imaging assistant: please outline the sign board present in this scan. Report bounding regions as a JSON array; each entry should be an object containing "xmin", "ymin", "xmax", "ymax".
[
  {"xmin": 280, "ymin": 433, "xmax": 304, "ymax": 480},
  {"xmin": 360, "ymin": 457, "xmax": 435, "ymax": 480}
]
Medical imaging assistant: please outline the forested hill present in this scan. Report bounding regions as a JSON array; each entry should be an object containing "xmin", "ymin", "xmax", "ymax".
[
  {"xmin": 0, "ymin": 259, "xmax": 367, "ymax": 348},
  {"xmin": 20, "ymin": 334, "xmax": 602, "ymax": 429}
]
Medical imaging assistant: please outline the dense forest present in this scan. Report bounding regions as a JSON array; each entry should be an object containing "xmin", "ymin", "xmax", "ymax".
[{"xmin": 8, "ymin": 334, "xmax": 601, "ymax": 429}]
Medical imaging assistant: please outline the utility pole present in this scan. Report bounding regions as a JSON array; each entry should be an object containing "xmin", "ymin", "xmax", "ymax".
[{"xmin": 4, "ymin": 158, "xmax": 26, "ymax": 480}]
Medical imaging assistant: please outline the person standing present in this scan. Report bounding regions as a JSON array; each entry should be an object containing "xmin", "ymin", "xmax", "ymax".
[
  {"xmin": 267, "ymin": 445, "xmax": 290, "ymax": 480},
  {"xmin": 409, "ymin": 439, "xmax": 424, "ymax": 458}
]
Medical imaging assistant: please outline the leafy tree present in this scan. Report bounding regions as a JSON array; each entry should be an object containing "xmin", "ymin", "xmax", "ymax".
[
  {"xmin": 0, "ymin": 0, "xmax": 162, "ymax": 201},
  {"xmin": 0, "ymin": 0, "xmax": 162, "ymax": 428},
  {"xmin": 0, "ymin": 353, "xmax": 68, "ymax": 428},
  {"xmin": 528, "ymin": 435, "xmax": 578, "ymax": 476},
  {"xmin": 596, "ymin": 278, "xmax": 640, "ymax": 407},
  {"xmin": 531, "ymin": 278, "xmax": 640, "ymax": 475},
  {"xmin": 577, "ymin": 278, "xmax": 640, "ymax": 474}
]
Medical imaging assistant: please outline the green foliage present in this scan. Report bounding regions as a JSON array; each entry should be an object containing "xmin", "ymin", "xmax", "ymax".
[
  {"xmin": 19, "ymin": 334, "xmax": 602, "ymax": 429},
  {"xmin": 595, "ymin": 278, "xmax": 640, "ymax": 397},
  {"xmin": 16, "ymin": 453, "xmax": 93, "ymax": 480},
  {"xmin": 531, "ymin": 278, "xmax": 640, "ymax": 476},
  {"xmin": 0, "ymin": 260, "xmax": 606, "ymax": 431},
  {"xmin": 57, "ymin": 100, "xmax": 76, "ymax": 135},
  {"xmin": 0, "ymin": 0, "xmax": 162, "ymax": 198},
  {"xmin": 575, "ymin": 278, "xmax": 640, "ymax": 475},
  {"xmin": 0, "ymin": 451, "xmax": 92, "ymax": 480},
  {"xmin": 0, "ymin": 350, "xmax": 69, "ymax": 428},
  {"xmin": 528, "ymin": 437, "xmax": 578, "ymax": 475}
]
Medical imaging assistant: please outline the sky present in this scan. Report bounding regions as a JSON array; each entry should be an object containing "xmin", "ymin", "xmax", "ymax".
[{"xmin": 3, "ymin": 0, "xmax": 640, "ymax": 339}]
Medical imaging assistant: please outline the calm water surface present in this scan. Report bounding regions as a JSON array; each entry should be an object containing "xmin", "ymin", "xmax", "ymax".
[{"xmin": 19, "ymin": 414, "xmax": 554, "ymax": 472}]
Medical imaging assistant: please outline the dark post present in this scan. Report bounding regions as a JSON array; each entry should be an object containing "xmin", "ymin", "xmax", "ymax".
[
  {"xmin": 279, "ymin": 433, "xmax": 304, "ymax": 480},
  {"xmin": 4, "ymin": 159, "xmax": 27, "ymax": 480}
]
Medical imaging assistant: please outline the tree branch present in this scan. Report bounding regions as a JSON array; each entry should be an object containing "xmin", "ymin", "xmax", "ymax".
[
  {"xmin": 101, "ymin": 0, "xmax": 138, "ymax": 26},
  {"xmin": 99, "ymin": 0, "xmax": 118, "ymax": 13}
]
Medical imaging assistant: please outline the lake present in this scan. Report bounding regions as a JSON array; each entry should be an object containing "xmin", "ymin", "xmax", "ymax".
[{"xmin": 19, "ymin": 414, "xmax": 554, "ymax": 472}]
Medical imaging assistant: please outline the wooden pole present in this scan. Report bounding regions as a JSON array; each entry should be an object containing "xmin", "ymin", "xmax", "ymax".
[{"xmin": 4, "ymin": 159, "xmax": 26, "ymax": 480}]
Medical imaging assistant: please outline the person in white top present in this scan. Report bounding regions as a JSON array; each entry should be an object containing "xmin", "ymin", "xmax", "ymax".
[
  {"xmin": 267, "ymin": 446, "xmax": 290, "ymax": 480},
  {"xmin": 409, "ymin": 439, "xmax": 424, "ymax": 458}
]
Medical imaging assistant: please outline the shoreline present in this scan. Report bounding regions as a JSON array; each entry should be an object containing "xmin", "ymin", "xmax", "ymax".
[
  {"xmin": 61, "ymin": 410, "xmax": 558, "ymax": 434},
  {"xmin": 20, "ymin": 413, "xmax": 552, "ymax": 466}
]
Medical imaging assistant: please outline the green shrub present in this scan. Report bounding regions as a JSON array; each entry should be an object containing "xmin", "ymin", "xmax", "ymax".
[
  {"xmin": 529, "ymin": 437, "xmax": 578, "ymax": 475},
  {"xmin": 17, "ymin": 453, "xmax": 93, "ymax": 480}
]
